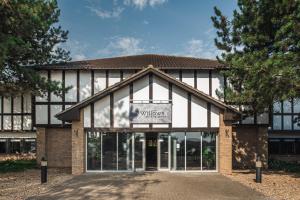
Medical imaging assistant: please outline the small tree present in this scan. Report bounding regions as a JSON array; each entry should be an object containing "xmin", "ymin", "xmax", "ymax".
[
  {"xmin": 211, "ymin": 0, "xmax": 300, "ymax": 117},
  {"xmin": 0, "ymin": 0, "xmax": 70, "ymax": 97}
]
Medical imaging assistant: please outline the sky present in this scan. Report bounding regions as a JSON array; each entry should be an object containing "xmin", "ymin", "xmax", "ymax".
[{"xmin": 57, "ymin": 0, "xmax": 237, "ymax": 61}]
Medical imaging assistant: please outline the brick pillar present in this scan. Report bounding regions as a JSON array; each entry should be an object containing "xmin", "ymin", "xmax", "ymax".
[
  {"xmin": 71, "ymin": 110, "xmax": 85, "ymax": 175},
  {"xmin": 36, "ymin": 127, "xmax": 46, "ymax": 165},
  {"xmin": 257, "ymin": 126, "xmax": 268, "ymax": 169},
  {"xmin": 219, "ymin": 111, "xmax": 233, "ymax": 174}
]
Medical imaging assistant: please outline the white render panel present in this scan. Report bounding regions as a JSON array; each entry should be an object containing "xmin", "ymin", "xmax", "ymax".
[
  {"xmin": 109, "ymin": 70, "xmax": 120, "ymax": 86},
  {"xmin": 23, "ymin": 93, "xmax": 31, "ymax": 113},
  {"xmin": 211, "ymin": 72, "xmax": 224, "ymax": 99},
  {"xmin": 123, "ymin": 70, "xmax": 134, "ymax": 79},
  {"xmin": 197, "ymin": 72, "xmax": 209, "ymax": 95},
  {"xmin": 182, "ymin": 71, "xmax": 194, "ymax": 87},
  {"xmin": 80, "ymin": 71, "xmax": 91, "ymax": 101},
  {"xmin": 36, "ymin": 71, "xmax": 48, "ymax": 102},
  {"xmin": 168, "ymin": 70, "xmax": 180, "ymax": 80},
  {"xmin": 50, "ymin": 70, "xmax": 62, "ymax": 102},
  {"xmin": 152, "ymin": 124, "xmax": 169, "ymax": 128},
  {"xmin": 94, "ymin": 70, "xmax": 106, "ymax": 93},
  {"xmin": 191, "ymin": 96, "xmax": 207, "ymax": 127},
  {"xmin": 114, "ymin": 86, "xmax": 130, "ymax": 128},
  {"xmin": 3, "ymin": 97, "xmax": 11, "ymax": 113},
  {"xmin": 84, "ymin": 105, "xmax": 91, "ymax": 128},
  {"xmin": 13, "ymin": 96, "xmax": 22, "ymax": 113},
  {"xmin": 133, "ymin": 75, "xmax": 149, "ymax": 102},
  {"xmin": 94, "ymin": 95, "xmax": 110, "ymax": 127},
  {"xmin": 257, "ymin": 113, "xmax": 269, "ymax": 124},
  {"xmin": 153, "ymin": 76, "xmax": 169, "ymax": 101},
  {"xmin": 50, "ymin": 105, "xmax": 62, "ymax": 124},
  {"xmin": 132, "ymin": 124, "xmax": 149, "ymax": 128},
  {"xmin": 210, "ymin": 105, "xmax": 220, "ymax": 128},
  {"xmin": 172, "ymin": 86, "xmax": 188, "ymax": 127},
  {"xmin": 65, "ymin": 71, "xmax": 77, "ymax": 102},
  {"xmin": 35, "ymin": 105, "xmax": 48, "ymax": 124},
  {"xmin": 13, "ymin": 116, "xmax": 22, "ymax": 130},
  {"xmin": 242, "ymin": 116, "xmax": 255, "ymax": 124}
]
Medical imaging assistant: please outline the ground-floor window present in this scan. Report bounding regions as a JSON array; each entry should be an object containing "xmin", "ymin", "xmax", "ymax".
[
  {"xmin": 0, "ymin": 138, "xmax": 36, "ymax": 154},
  {"xmin": 86, "ymin": 131, "xmax": 217, "ymax": 172},
  {"xmin": 269, "ymin": 138, "xmax": 300, "ymax": 155}
]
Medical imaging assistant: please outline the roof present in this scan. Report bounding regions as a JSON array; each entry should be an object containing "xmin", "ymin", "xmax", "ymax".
[
  {"xmin": 33, "ymin": 54, "xmax": 225, "ymax": 70},
  {"xmin": 56, "ymin": 65, "xmax": 239, "ymax": 122}
]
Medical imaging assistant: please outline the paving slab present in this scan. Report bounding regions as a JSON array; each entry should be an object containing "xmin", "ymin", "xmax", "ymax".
[{"xmin": 28, "ymin": 172, "xmax": 270, "ymax": 200}]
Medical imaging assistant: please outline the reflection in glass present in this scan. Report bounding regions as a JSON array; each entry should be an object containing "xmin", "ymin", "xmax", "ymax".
[
  {"xmin": 118, "ymin": 133, "xmax": 133, "ymax": 171},
  {"xmin": 171, "ymin": 132, "xmax": 185, "ymax": 170},
  {"xmin": 159, "ymin": 133, "xmax": 169, "ymax": 169},
  {"xmin": 186, "ymin": 132, "xmax": 201, "ymax": 170},
  {"xmin": 102, "ymin": 132, "xmax": 117, "ymax": 170},
  {"xmin": 202, "ymin": 132, "xmax": 216, "ymax": 170},
  {"xmin": 134, "ymin": 133, "xmax": 144, "ymax": 169},
  {"xmin": 87, "ymin": 131, "xmax": 101, "ymax": 170}
]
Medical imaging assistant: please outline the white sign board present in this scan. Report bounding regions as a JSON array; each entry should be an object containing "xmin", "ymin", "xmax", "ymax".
[{"xmin": 129, "ymin": 103, "xmax": 172, "ymax": 124}]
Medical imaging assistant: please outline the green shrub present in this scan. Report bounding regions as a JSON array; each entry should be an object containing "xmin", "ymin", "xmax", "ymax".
[
  {"xmin": 269, "ymin": 159, "xmax": 300, "ymax": 173},
  {"xmin": 0, "ymin": 159, "xmax": 37, "ymax": 173}
]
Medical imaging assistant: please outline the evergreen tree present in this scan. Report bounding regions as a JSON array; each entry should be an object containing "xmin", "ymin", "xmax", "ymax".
[
  {"xmin": 211, "ymin": 0, "xmax": 300, "ymax": 119},
  {"xmin": 0, "ymin": 0, "xmax": 70, "ymax": 97}
]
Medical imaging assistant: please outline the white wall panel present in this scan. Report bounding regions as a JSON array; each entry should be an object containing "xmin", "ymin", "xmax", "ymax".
[
  {"xmin": 80, "ymin": 71, "xmax": 91, "ymax": 101},
  {"xmin": 152, "ymin": 124, "xmax": 169, "ymax": 128},
  {"xmin": 212, "ymin": 72, "xmax": 224, "ymax": 99},
  {"xmin": 123, "ymin": 70, "xmax": 134, "ymax": 79},
  {"xmin": 191, "ymin": 96, "xmax": 207, "ymax": 127},
  {"xmin": 50, "ymin": 105, "xmax": 62, "ymax": 124},
  {"xmin": 65, "ymin": 71, "xmax": 77, "ymax": 102},
  {"xmin": 197, "ymin": 72, "xmax": 209, "ymax": 95},
  {"xmin": 133, "ymin": 75, "xmax": 149, "ymax": 102},
  {"xmin": 50, "ymin": 70, "xmax": 62, "ymax": 102},
  {"xmin": 257, "ymin": 113, "xmax": 269, "ymax": 124},
  {"xmin": 3, "ymin": 97, "xmax": 11, "ymax": 113},
  {"xmin": 182, "ymin": 71, "xmax": 194, "ymax": 87},
  {"xmin": 13, "ymin": 116, "xmax": 22, "ymax": 130},
  {"xmin": 94, "ymin": 96, "xmax": 110, "ymax": 127},
  {"xmin": 13, "ymin": 96, "xmax": 21, "ymax": 113},
  {"xmin": 35, "ymin": 105, "xmax": 48, "ymax": 124},
  {"xmin": 36, "ymin": 71, "xmax": 48, "ymax": 102},
  {"xmin": 84, "ymin": 105, "xmax": 91, "ymax": 128},
  {"xmin": 3, "ymin": 116, "xmax": 11, "ymax": 130},
  {"xmin": 132, "ymin": 124, "xmax": 149, "ymax": 128},
  {"xmin": 172, "ymin": 86, "xmax": 188, "ymax": 127},
  {"xmin": 210, "ymin": 105, "xmax": 220, "ymax": 128},
  {"xmin": 114, "ymin": 86, "xmax": 130, "ymax": 128},
  {"xmin": 108, "ymin": 70, "xmax": 120, "ymax": 86},
  {"xmin": 153, "ymin": 76, "xmax": 169, "ymax": 101},
  {"xmin": 23, "ymin": 93, "xmax": 31, "ymax": 113},
  {"xmin": 168, "ymin": 70, "xmax": 180, "ymax": 80},
  {"xmin": 242, "ymin": 116, "xmax": 254, "ymax": 124},
  {"xmin": 94, "ymin": 70, "xmax": 106, "ymax": 93}
]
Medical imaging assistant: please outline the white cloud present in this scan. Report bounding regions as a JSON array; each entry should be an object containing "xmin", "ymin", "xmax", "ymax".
[
  {"xmin": 183, "ymin": 39, "xmax": 220, "ymax": 59},
  {"xmin": 64, "ymin": 40, "xmax": 88, "ymax": 61},
  {"xmin": 87, "ymin": 6, "xmax": 124, "ymax": 19},
  {"xmin": 124, "ymin": 0, "xmax": 167, "ymax": 10},
  {"xmin": 98, "ymin": 37, "xmax": 144, "ymax": 57},
  {"xmin": 143, "ymin": 20, "xmax": 149, "ymax": 25}
]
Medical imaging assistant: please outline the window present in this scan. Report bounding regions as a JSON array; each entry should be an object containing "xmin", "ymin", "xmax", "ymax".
[
  {"xmin": 102, "ymin": 132, "xmax": 117, "ymax": 170},
  {"xmin": 0, "ymin": 139, "xmax": 6, "ymax": 153},
  {"xmin": 87, "ymin": 131, "xmax": 101, "ymax": 170},
  {"xmin": 171, "ymin": 132, "xmax": 185, "ymax": 170},
  {"xmin": 24, "ymin": 139, "xmax": 36, "ymax": 153},
  {"xmin": 186, "ymin": 132, "xmax": 201, "ymax": 170},
  {"xmin": 269, "ymin": 139, "xmax": 300, "ymax": 155},
  {"xmin": 10, "ymin": 139, "xmax": 21, "ymax": 153}
]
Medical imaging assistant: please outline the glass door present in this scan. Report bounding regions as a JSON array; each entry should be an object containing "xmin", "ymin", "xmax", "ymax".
[
  {"xmin": 134, "ymin": 133, "xmax": 145, "ymax": 171},
  {"xmin": 158, "ymin": 133, "xmax": 169, "ymax": 170}
]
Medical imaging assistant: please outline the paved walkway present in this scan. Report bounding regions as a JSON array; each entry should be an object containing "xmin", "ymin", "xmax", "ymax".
[{"xmin": 28, "ymin": 172, "xmax": 269, "ymax": 200}]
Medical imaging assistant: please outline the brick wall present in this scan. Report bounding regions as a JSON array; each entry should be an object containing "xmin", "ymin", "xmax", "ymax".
[
  {"xmin": 219, "ymin": 111, "xmax": 233, "ymax": 174},
  {"xmin": 36, "ymin": 127, "xmax": 72, "ymax": 168},
  {"xmin": 232, "ymin": 125, "xmax": 268, "ymax": 169},
  {"xmin": 71, "ymin": 110, "xmax": 86, "ymax": 175}
]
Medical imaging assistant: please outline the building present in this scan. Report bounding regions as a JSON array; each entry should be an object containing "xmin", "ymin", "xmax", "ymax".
[{"xmin": 0, "ymin": 54, "xmax": 299, "ymax": 174}]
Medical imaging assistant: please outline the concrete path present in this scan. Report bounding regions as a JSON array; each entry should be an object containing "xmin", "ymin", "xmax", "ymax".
[{"xmin": 28, "ymin": 172, "xmax": 269, "ymax": 200}]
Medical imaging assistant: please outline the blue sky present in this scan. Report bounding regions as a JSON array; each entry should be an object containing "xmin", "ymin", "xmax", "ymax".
[{"xmin": 58, "ymin": 0, "xmax": 236, "ymax": 61}]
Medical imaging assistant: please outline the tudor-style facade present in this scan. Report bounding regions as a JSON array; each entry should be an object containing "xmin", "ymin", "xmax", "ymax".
[{"xmin": 0, "ymin": 54, "xmax": 299, "ymax": 172}]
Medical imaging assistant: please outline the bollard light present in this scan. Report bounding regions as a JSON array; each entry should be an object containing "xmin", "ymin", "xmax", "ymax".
[
  {"xmin": 255, "ymin": 156, "xmax": 262, "ymax": 183},
  {"xmin": 41, "ymin": 157, "xmax": 48, "ymax": 184}
]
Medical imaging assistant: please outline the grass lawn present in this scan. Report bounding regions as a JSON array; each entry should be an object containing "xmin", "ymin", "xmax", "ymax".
[{"xmin": 0, "ymin": 159, "xmax": 37, "ymax": 173}]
